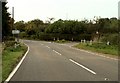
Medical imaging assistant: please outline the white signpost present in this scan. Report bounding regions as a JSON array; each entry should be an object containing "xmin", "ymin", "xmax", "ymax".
[
  {"xmin": 12, "ymin": 30, "xmax": 20, "ymax": 48},
  {"xmin": 12, "ymin": 30, "xmax": 20, "ymax": 34}
]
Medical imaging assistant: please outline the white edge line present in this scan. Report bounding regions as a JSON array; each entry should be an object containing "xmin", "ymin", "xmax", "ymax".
[
  {"xmin": 69, "ymin": 59, "xmax": 96, "ymax": 75},
  {"xmin": 53, "ymin": 50, "xmax": 62, "ymax": 55},
  {"xmin": 46, "ymin": 46, "xmax": 50, "ymax": 49},
  {"xmin": 57, "ymin": 43, "xmax": 69, "ymax": 47},
  {"xmin": 69, "ymin": 46, "xmax": 118, "ymax": 61},
  {"xmin": 5, "ymin": 43, "xmax": 29, "ymax": 82}
]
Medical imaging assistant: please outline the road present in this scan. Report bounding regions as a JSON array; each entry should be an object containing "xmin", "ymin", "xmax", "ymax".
[{"xmin": 10, "ymin": 40, "xmax": 118, "ymax": 81}]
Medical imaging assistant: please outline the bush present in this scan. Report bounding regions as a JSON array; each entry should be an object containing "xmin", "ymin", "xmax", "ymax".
[
  {"xmin": 56, "ymin": 39, "xmax": 67, "ymax": 43},
  {"xmin": 23, "ymin": 33, "xmax": 92, "ymax": 41},
  {"xmin": 3, "ymin": 41, "xmax": 20, "ymax": 51},
  {"xmin": 19, "ymin": 32, "xmax": 27, "ymax": 38},
  {"xmin": 4, "ymin": 41, "xmax": 17, "ymax": 47},
  {"xmin": 38, "ymin": 33, "xmax": 92, "ymax": 41},
  {"xmin": 101, "ymin": 34, "xmax": 118, "ymax": 45},
  {"xmin": 3, "ymin": 36, "xmax": 15, "ymax": 41}
]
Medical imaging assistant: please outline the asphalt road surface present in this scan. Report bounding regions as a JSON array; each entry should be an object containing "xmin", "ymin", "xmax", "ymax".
[{"xmin": 10, "ymin": 40, "xmax": 118, "ymax": 81}]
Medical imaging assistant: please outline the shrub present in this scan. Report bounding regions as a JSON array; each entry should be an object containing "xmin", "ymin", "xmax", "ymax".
[
  {"xmin": 4, "ymin": 41, "xmax": 17, "ymax": 47},
  {"xmin": 101, "ymin": 34, "xmax": 118, "ymax": 45}
]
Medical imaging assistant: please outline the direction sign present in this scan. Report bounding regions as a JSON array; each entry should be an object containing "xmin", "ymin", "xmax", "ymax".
[{"xmin": 12, "ymin": 30, "xmax": 20, "ymax": 34}]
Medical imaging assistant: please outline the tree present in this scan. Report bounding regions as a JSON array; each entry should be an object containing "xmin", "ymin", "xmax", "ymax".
[
  {"xmin": 14, "ymin": 21, "xmax": 25, "ymax": 31},
  {"xmin": 109, "ymin": 18, "xmax": 118, "ymax": 33},
  {"xmin": 47, "ymin": 17, "xmax": 55, "ymax": 24},
  {"xmin": 25, "ymin": 19, "xmax": 48, "ymax": 37},
  {"xmin": 2, "ymin": 2, "xmax": 12, "ymax": 40}
]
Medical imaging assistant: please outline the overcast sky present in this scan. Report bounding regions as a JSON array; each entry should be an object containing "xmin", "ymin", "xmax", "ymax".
[{"xmin": 7, "ymin": 0, "xmax": 119, "ymax": 22}]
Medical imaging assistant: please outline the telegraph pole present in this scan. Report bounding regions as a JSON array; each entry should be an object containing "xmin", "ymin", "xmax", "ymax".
[
  {"xmin": 12, "ymin": 7, "xmax": 17, "ymax": 48},
  {"xmin": 12, "ymin": 7, "xmax": 14, "ymax": 30},
  {"xmin": 12, "ymin": 7, "xmax": 20, "ymax": 43},
  {"xmin": 118, "ymin": 1, "xmax": 120, "ymax": 57},
  {"xmin": 0, "ymin": 2, "xmax": 1, "ymax": 42},
  {"xmin": 0, "ymin": 1, "xmax": 2, "ymax": 83},
  {"xmin": 12, "ymin": 7, "xmax": 16, "ymax": 42}
]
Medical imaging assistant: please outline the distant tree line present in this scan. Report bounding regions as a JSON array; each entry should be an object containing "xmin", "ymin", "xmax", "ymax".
[
  {"xmin": 2, "ymin": 1, "xmax": 13, "ymax": 41},
  {"xmin": 13, "ymin": 17, "xmax": 118, "ymax": 45},
  {"xmin": 2, "ymin": 2, "xmax": 119, "ymax": 45}
]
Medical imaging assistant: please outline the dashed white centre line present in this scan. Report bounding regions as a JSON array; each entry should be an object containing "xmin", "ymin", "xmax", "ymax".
[
  {"xmin": 53, "ymin": 50, "xmax": 62, "ymax": 55},
  {"xmin": 46, "ymin": 46, "xmax": 50, "ymax": 49},
  {"xmin": 41, "ymin": 44, "xmax": 44, "ymax": 45},
  {"xmin": 69, "ymin": 59, "xmax": 96, "ymax": 75},
  {"xmin": 104, "ymin": 78, "xmax": 109, "ymax": 81}
]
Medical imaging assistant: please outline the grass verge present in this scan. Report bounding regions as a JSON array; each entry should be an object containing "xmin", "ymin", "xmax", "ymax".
[
  {"xmin": 74, "ymin": 43, "xmax": 118, "ymax": 56},
  {"xmin": 55, "ymin": 39, "xmax": 71, "ymax": 43},
  {"xmin": 2, "ymin": 43, "xmax": 27, "ymax": 81}
]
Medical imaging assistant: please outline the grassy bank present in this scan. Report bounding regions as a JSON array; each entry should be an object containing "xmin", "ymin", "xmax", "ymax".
[
  {"xmin": 74, "ymin": 43, "xmax": 118, "ymax": 56},
  {"xmin": 55, "ymin": 39, "xmax": 71, "ymax": 43},
  {"xmin": 2, "ymin": 42, "xmax": 27, "ymax": 81}
]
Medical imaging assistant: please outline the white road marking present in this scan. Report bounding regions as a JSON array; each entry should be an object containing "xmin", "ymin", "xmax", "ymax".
[
  {"xmin": 53, "ymin": 50, "xmax": 62, "ymax": 55},
  {"xmin": 69, "ymin": 46, "xmax": 118, "ymax": 61},
  {"xmin": 45, "ymin": 42, "xmax": 52, "ymax": 44},
  {"xmin": 46, "ymin": 46, "xmax": 50, "ymax": 49},
  {"xmin": 69, "ymin": 59, "xmax": 96, "ymax": 75},
  {"xmin": 41, "ymin": 44, "xmax": 44, "ymax": 45},
  {"xmin": 104, "ymin": 78, "xmax": 109, "ymax": 81},
  {"xmin": 5, "ymin": 43, "xmax": 30, "ymax": 82},
  {"xmin": 57, "ymin": 43, "xmax": 70, "ymax": 47}
]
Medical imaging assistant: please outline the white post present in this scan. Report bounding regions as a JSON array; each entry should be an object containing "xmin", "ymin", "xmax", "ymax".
[
  {"xmin": 107, "ymin": 41, "xmax": 110, "ymax": 45},
  {"xmin": 72, "ymin": 38, "xmax": 73, "ymax": 41},
  {"xmin": 81, "ymin": 40, "xmax": 83, "ymax": 43},
  {"xmin": 90, "ymin": 40, "xmax": 93, "ymax": 45},
  {"xmin": 84, "ymin": 39, "xmax": 86, "ymax": 43},
  {"xmin": 54, "ymin": 37, "xmax": 55, "ymax": 41},
  {"xmin": 57, "ymin": 38, "xmax": 59, "ymax": 41}
]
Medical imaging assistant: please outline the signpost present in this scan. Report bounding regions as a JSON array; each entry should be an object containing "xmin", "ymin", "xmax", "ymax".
[
  {"xmin": 12, "ymin": 30, "xmax": 20, "ymax": 34},
  {"xmin": 12, "ymin": 30, "xmax": 20, "ymax": 48},
  {"xmin": 12, "ymin": 30, "xmax": 20, "ymax": 42},
  {"xmin": 11, "ymin": 7, "xmax": 19, "ymax": 48}
]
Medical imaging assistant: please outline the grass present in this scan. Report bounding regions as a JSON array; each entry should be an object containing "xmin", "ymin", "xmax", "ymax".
[
  {"xmin": 2, "ymin": 43, "xmax": 27, "ymax": 81},
  {"xmin": 55, "ymin": 39, "xmax": 71, "ymax": 43},
  {"xmin": 74, "ymin": 42, "xmax": 118, "ymax": 56}
]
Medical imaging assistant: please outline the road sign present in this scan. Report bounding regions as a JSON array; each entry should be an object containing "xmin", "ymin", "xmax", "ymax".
[{"xmin": 12, "ymin": 30, "xmax": 20, "ymax": 34}]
